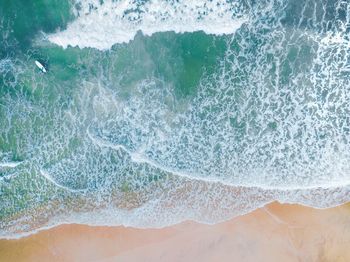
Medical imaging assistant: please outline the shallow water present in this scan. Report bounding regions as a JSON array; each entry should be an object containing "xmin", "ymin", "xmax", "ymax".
[{"xmin": 0, "ymin": 0, "xmax": 349, "ymax": 238}]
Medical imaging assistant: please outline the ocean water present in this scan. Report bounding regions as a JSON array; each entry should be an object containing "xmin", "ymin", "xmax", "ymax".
[{"xmin": 0, "ymin": 0, "xmax": 349, "ymax": 238}]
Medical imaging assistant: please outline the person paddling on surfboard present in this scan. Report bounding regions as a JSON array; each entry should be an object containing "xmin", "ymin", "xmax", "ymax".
[{"xmin": 35, "ymin": 60, "xmax": 47, "ymax": 73}]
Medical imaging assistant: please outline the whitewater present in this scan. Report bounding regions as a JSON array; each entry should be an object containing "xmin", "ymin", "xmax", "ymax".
[{"xmin": 0, "ymin": 0, "xmax": 350, "ymax": 239}]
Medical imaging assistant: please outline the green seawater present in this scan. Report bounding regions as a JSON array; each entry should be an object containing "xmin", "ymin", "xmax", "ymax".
[{"xmin": 0, "ymin": 0, "xmax": 349, "ymax": 238}]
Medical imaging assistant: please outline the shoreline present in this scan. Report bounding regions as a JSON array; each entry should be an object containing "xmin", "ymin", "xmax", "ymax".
[
  {"xmin": 1, "ymin": 199, "xmax": 346, "ymax": 241},
  {"xmin": 1, "ymin": 202, "xmax": 349, "ymax": 261}
]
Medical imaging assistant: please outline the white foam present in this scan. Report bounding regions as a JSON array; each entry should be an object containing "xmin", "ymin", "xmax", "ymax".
[
  {"xmin": 0, "ymin": 162, "xmax": 22, "ymax": 168},
  {"xmin": 48, "ymin": 0, "xmax": 248, "ymax": 50},
  {"xmin": 86, "ymin": 129, "xmax": 350, "ymax": 191},
  {"xmin": 39, "ymin": 169, "xmax": 85, "ymax": 193},
  {"xmin": 2, "ymin": 0, "xmax": 350, "ymax": 240}
]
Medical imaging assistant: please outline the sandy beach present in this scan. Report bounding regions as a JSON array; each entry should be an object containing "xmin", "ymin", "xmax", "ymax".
[{"xmin": 1, "ymin": 202, "xmax": 349, "ymax": 262}]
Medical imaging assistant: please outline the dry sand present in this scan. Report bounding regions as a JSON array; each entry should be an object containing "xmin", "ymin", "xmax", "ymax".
[{"xmin": 0, "ymin": 202, "xmax": 349, "ymax": 262}]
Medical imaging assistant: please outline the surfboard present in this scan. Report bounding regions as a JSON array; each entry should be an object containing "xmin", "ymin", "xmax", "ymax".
[{"xmin": 35, "ymin": 60, "xmax": 47, "ymax": 73}]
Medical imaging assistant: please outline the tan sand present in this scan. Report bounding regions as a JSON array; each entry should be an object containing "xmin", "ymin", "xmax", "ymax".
[{"xmin": 0, "ymin": 202, "xmax": 349, "ymax": 262}]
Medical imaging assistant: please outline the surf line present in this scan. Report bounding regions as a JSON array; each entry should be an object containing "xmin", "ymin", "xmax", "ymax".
[
  {"xmin": 39, "ymin": 169, "xmax": 86, "ymax": 193},
  {"xmin": 86, "ymin": 128, "xmax": 350, "ymax": 192},
  {"xmin": 85, "ymin": 128, "xmax": 196, "ymax": 179},
  {"xmin": 0, "ymin": 161, "xmax": 23, "ymax": 168}
]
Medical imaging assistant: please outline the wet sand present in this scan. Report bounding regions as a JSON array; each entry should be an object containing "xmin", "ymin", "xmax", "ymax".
[{"xmin": 0, "ymin": 202, "xmax": 349, "ymax": 262}]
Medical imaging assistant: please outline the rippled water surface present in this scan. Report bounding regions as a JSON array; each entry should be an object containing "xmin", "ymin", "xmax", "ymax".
[{"xmin": 0, "ymin": 0, "xmax": 349, "ymax": 238}]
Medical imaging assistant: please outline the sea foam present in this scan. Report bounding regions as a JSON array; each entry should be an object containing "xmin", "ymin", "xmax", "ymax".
[
  {"xmin": 1, "ymin": 0, "xmax": 350, "ymax": 239},
  {"xmin": 48, "ymin": 0, "xmax": 248, "ymax": 50}
]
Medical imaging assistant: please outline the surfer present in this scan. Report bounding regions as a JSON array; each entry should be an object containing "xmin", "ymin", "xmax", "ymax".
[{"xmin": 35, "ymin": 60, "xmax": 47, "ymax": 73}]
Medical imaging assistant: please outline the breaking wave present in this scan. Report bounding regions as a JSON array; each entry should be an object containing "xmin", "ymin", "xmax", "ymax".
[
  {"xmin": 48, "ymin": 0, "xmax": 248, "ymax": 49},
  {"xmin": 1, "ymin": 0, "xmax": 350, "ymax": 238}
]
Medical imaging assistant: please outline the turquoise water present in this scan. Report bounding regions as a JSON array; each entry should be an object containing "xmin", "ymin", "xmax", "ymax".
[{"xmin": 0, "ymin": 0, "xmax": 350, "ymax": 238}]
